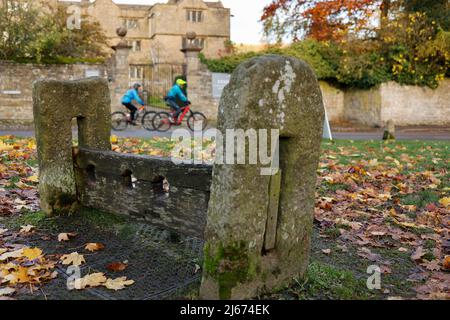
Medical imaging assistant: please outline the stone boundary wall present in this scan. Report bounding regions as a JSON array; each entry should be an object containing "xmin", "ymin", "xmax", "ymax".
[
  {"xmin": 379, "ymin": 81, "xmax": 450, "ymax": 126},
  {"xmin": 323, "ymin": 79, "xmax": 450, "ymax": 127},
  {"xmin": 74, "ymin": 147, "xmax": 213, "ymax": 238},
  {"xmin": 187, "ymin": 64, "xmax": 220, "ymax": 121},
  {"xmin": 2, "ymin": 60, "xmax": 449, "ymax": 129},
  {"xmin": 0, "ymin": 61, "xmax": 108, "ymax": 129},
  {"xmin": 193, "ymin": 68, "xmax": 450, "ymax": 127},
  {"xmin": 319, "ymin": 81, "xmax": 344, "ymax": 122}
]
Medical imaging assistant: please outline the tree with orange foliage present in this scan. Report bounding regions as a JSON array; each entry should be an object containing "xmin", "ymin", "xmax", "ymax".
[{"xmin": 261, "ymin": 0, "xmax": 396, "ymax": 42}]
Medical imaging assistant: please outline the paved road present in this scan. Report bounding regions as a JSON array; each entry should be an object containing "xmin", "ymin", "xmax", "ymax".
[{"xmin": 1, "ymin": 127, "xmax": 449, "ymax": 141}]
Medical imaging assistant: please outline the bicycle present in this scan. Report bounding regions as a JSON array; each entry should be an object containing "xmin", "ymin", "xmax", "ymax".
[
  {"xmin": 111, "ymin": 105, "xmax": 156, "ymax": 131},
  {"xmin": 149, "ymin": 104, "xmax": 207, "ymax": 132}
]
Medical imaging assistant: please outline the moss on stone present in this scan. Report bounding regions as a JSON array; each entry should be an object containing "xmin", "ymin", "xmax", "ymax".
[
  {"xmin": 383, "ymin": 131, "xmax": 396, "ymax": 140},
  {"xmin": 204, "ymin": 241, "xmax": 258, "ymax": 300},
  {"xmin": 46, "ymin": 192, "xmax": 78, "ymax": 215},
  {"xmin": 33, "ymin": 78, "xmax": 111, "ymax": 216}
]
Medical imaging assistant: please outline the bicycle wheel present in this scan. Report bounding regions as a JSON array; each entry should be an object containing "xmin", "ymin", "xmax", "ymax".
[
  {"xmin": 111, "ymin": 112, "xmax": 128, "ymax": 131},
  {"xmin": 187, "ymin": 112, "xmax": 208, "ymax": 131},
  {"xmin": 141, "ymin": 111, "xmax": 157, "ymax": 131},
  {"xmin": 152, "ymin": 112, "xmax": 172, "ymax": 132}
]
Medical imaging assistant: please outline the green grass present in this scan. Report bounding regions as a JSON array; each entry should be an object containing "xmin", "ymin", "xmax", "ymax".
[
  {"xmin": 75, "ymin": 208, "xmax": 141, "ymax": 240},
  {"xmin": 324, "ymin": 227, "xmax": 341, "ymax": 239},
  {"xmin": 5, "ymin": 210, "xmax": 52, "ymax": 229},
  {"xmin": 5, "ymin": 176, "xmax": 20, "ymax": 189},
  {"xmin": 369, "ymin": 246, "xmax": 417, "ymax": 297},
  {"xmin": 321, "ymin": 140, "xmax": 449, "ymax": 173},
  {"xmin": 76, "ymin": 207, "xmax": 127, "ymax": 227},
  {"xmin": 287, "ymin": 262, "xmax": 369, "ymax": 300},
  {"xmin": 400, "ymin": 190, "xmax": 441, "ymax": 208},
  {"xmin": 2, "ymin": 208, "xmax": 135, "ymax": 238}
]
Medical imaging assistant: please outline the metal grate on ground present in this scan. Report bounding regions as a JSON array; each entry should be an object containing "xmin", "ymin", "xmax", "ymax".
[{"xmin": 7, "ymin": 215, "xmax": 204, "ymax": 300}]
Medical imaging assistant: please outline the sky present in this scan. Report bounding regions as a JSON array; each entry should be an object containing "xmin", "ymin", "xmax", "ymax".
[{"xmin": 64, "ymin": 0, "xmax": 273, "ymax": 44}]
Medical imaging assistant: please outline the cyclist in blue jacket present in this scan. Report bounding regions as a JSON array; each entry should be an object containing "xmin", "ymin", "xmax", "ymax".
[
  {"xmin": 122, "ymin": 83, "xmax": 145, "ymax": 125},
  {"xmin": 165, "ymin": 79, "xmax": 191, "ymax": 121}
]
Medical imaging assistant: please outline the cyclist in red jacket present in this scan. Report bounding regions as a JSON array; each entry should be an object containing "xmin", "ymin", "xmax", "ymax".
[{"xmin": 165, "ymin": 79, "xmax": 191, "ymax": 121}]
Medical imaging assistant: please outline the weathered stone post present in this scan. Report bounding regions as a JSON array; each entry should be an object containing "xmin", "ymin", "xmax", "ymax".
[
  {"xmin": 110, "ymin": 27, "xmax": 131, "ymax": 111},
  {"xmin": 181, "ymin": 32, "xmax": 202, "ymax": 77},
  {"xmin": 181, "ymin": 32, "xmax": 216, "ymax": 119},
  {"xmin": 200, "ymin": 55, "xmax": 325, "ymax": 299},
  {"xmin": 383, "ymin": 119, "xmax": 396, "ymax": 140},
  {"xmin": 33, "ymin": 78, "xmax": 111, "ymax": 214},
  {"xmin": 181, "ymin": 31, "xmax": 202, "ymax": 105}
]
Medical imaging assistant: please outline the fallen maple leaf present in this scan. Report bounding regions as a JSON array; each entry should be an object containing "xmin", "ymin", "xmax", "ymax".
[
  {"xmin": 58, "ymin": 233, "xmax": 77, "ymax": 242},
  {"xmin": 439, "ymin": 197, "xmax": 450, "ymax": 208},
  {"xmin": 387, "ymin": 296, "xmax": 404, "ymax": 300},
  {"xmin": 25, "ymin": 175, "xmax": 39, "ymax": 183},
  {"xmin": 20, "ymin": 225, "xmax": 34, "ymax": 233},
  {"xmin": 60, "ymin": 252, "xmax": 85, "ymax": 266},
  {"xmin": 4, "ymin": 266, "xmax": 31, "ymax": 284},
  {"xmin": 443, "ymin": 256, "xmax": 450, "ymax": 270},
  {"xmin": 104, "ymin": 277, "xmax": 134, "ymax": 291},
  {"xmin": 411, "ymin": 246, "xmax": 426, "ymax": 261},
  {"xmin": 110, "ymin": 135, "xmax": 118, "ymax": 144},
  {"xmin": 22, "ymin": 248, "xmax": 43, "ymax": 261},
  {"xmin": 106, "ymin": 262, "xmax": 128, "ymax": 272},
  {"xmin": 422, "ymin": 260, "xmax": 441, "ymax": 271},
  {"xmin": 0, "ymin": 249, "xmax": 23, "ymax": 261},
  {"xmin": 0, "ymin": 287, "xmax": 15, "ymax": 296},
  {"xmin": 358, "ymin": 247, "xmax": 382, "ymax": 262},
  {"xmin": 84, "ymin": 243, "xmax": 105, "ymax": 252},
  {"xmin": 74, "ymin": 273, "xmax": 107, "ymax": 290},
  {"xmin": 370, "ymin": 231, "xmax": 387, "ymax": 236}
]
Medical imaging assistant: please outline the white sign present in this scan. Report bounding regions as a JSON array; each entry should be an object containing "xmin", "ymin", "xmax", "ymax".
[
  {"xmin": 85, "ymin": 69, "xmax": 100, "ymax": 78},
  {"xmin": 323, "ymin": 109, "xmax": 333, "ymax": 140},
  {"xmin": 212, "ymin": 73, "xmax": 231, "ymax": 99},
  {"xmin": 2, "ymin": 90, "xmax": 21, "ymax": 95}
]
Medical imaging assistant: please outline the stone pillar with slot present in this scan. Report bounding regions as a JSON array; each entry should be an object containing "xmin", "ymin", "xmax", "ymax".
[
  {"xmin": 32, "ymin": 78, "xmax": 111, "ymax": 215},
  {"xmin": 200, "ymin": 55, "xmax": 325, "ymax": 299},
  {"xmin": 110, "ymin": 27, "xmax": 132, "ymax": 112}
]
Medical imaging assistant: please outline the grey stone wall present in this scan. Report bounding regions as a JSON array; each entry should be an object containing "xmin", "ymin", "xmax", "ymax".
[
  {"xmin": 187, "ymin": 63, "xmax": 219, "ymax": 121},
  {"xmin": 0, "ymin": 61, "xmax": 108, "ymax": 129},
  {"xmin": 190, "ymin": 68, "xmax": 450, "ymax": 127},
  {"xmin": 74, "ymin": 147, "xmax": 213, "ymax": 238},
  {"xmin": 325, "ymin": 80, "xmax": 450, "ymax": 127}
]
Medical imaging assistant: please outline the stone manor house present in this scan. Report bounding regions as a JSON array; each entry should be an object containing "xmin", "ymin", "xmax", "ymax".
[{"xmin": 46, "ymin": 0, "xmax": 231, "ymax": 87}]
